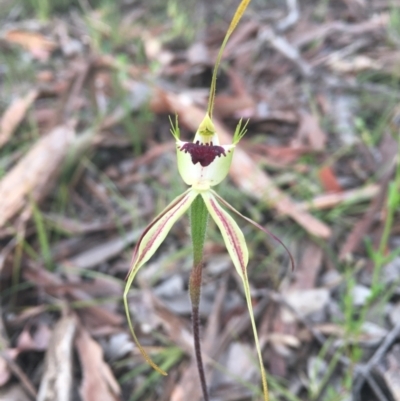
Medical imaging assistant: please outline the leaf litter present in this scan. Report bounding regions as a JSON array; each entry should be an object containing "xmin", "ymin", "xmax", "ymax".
[{"xmin": 0, "ymin": 1, "xmax": 400, "ymax": 400}]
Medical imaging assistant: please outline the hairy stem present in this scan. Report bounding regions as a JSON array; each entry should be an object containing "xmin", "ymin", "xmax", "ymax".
[{"xmin": 189, "ymin": 195, "xmax": 209, "ymax": 401}]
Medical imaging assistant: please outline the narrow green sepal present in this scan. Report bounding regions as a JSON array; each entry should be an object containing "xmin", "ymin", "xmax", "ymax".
[
  {"xmin": 124, "ymin": 189, "xmax": 198, "ymax": 375},
  {"xmin": 169, "ymin": 115, "xmax": 180, "ymax": 140},
  {"xmin": 201, "ymin": 191, "xmax": 269, "ymax": 401},
  {"xmin": 233, "ymin": 118, "xmax": 249, "ymax": 144}
]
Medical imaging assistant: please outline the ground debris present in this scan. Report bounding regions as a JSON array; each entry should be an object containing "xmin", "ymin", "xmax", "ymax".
[{"xmin": 37, "ymin": 314, "xmax": 76, "ymax": 401}]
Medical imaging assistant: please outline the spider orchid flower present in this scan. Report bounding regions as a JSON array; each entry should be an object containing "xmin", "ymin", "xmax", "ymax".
[{"xmin": 124, "ymin": 1, "xmax": 293, "ymax": 400}]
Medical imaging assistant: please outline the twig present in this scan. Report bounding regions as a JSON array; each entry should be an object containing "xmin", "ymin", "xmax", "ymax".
[
  {"xmin": 276, "ymin": 0, "xmax": 299, "ymax": 32},
  {"xmin": 1, "ymin": 352, "xmax": 37, "ymax": 400},
  {"xmin": 257, "ymin": 27, "xmax": 312, "ymax": 77},
  {"xmin": 353, "ymin": 321, "xmax": 400, "ymax": 396}
]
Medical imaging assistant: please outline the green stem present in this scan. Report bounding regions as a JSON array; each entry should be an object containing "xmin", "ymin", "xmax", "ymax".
[
  {"xmin": 207, "ymin": 0, "xmax": 251, "ymax": 118},
  {"xmin": 189, "ymin": 195, "xmax": 209, "ymax": 401}
]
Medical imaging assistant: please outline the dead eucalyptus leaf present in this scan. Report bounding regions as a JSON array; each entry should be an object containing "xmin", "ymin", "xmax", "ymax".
[
  {"xmin": 0, "ymin": 90, "xmax": 38, "ymax": 148},
  {"xmin": 0, "ymin": 125, "xmax": 75, "ymax": 228},
  {"xmin": 37, "ymin": 314, "xmax": 77, "ymax": 401},
  {"xmin": 75, "ymin": 327, "xmax": 121, "ymax": 401}
]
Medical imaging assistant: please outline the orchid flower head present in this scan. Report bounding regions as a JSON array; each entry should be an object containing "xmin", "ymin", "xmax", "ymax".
[{"xmin": 171, "ymin": 114, "xmax": 246, "ymax": 190}]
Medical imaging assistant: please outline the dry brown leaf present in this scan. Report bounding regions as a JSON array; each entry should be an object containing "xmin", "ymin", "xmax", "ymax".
[
  {"xmin": 318, "ymin": 165, "xmax": 342, "ymax": 193},
  {"xmin": 0, "ymin": 90, "xmax": 38, "ymax": 148},
  {"xmin": 213, "ymin": 69, "xmax": 255, "ymax": 118},
  {"xmin": 293, "ymin": 112, "xmax": 327, "ymax": 151},
  {"xmin": 282, "ymin": 288, "xmax": 330, "ymax": 323},
  {"xmin": 5, "ymin": 30, "xmax": 57, "ymax": 60},
  {"xmin": 213, "ymin": 94, "xmax": 254, "ymax": 118},
  {"xmin": 292, "ymin": 241, "xmax": 323, "ymax": 290},
  {"xmin": 163, "ymin": 91, "xmax": 331, "ymax": 238},
  {"xmin": 37, "ymin": 314, "xmax": 77, "ymax": 401},
  {"xmin": 0, "ymin": 357, "xmax": 10, "ymax": 387},
  {"xmin": 23, "ymin": 265, "xmax": 123, "ymax": 328},
  {"xmin": 63, "ymin": 228, "xmax": 141, "ymax": 269},
  {"xmin": 257, "ymin": 145, "xmax": 310, "ymax": 165},
  {"xmin": 16, "ymin": 323, "xmax": 51, "ymax": 353},
  {"xmin": 75, "ymin": 327, "xmax": 121, "ymax": 401},
  {"xmin": 298, "ymin": 184, "xmax": 380, "ymax": 211},
  {"xmin": 151, "ymin": 294, "xmax": 192, "ymax": 354},
  {"xmin": 0, "ymin": 125, "xmax": 75, "ymax": 228}
]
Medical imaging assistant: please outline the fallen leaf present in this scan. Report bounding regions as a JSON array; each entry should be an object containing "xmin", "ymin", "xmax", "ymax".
[
  {"xmin": 213, "ymin": 69, "xmax": 255, "ymax": 118},
  {"xmin": 5, "ymin": 30, "xmax": 57, "ymax": 60},
  {"xmin": 63, "ymin": 228, "xmax": 141, "ymax": 269},
  {"xmin": 0, "ymin": 357, "xmax": 10, "ymax": 387},
  {"xmin": 318, "ymin": 165, "xmax": 342, "ymax": 193},
  {"xmin": 292, "ymin": 241, "xmax": 323, "ymax": 290},
  {"xmin": 338, "ymin": 182, "xmax": 389, "ymax": 260},
  {"xmin": 37, "ymin": 314, "xmax": 77, "ymax": 401},
  {"xmin": 16, "ymin": 323, "xmax": 51, "ymax": 352},
  {"xmin": 267, "ymin": 333, "xmax": 300, "ymax": 348},
  {"xmin": 298, "ymin": 184, "xmax": 379, "ymax": 211},
  {"xmin": 282, "ymin": 288, "xmax": 330, "ymax": 323},
  {"xmin": 0, "ymin": 125, "xmax": 75, "ymax": 228},
  {"xmin": 293, "ymin": 112, "xmax": 327, "ymax": 151},
  {"xmin": 257, "ymin": 145, "xmax": 310, "ymax": 165},
  {"xmin": 217, "ymin": 342, "xmax": 259, "ymax": 386},
  {"xmin": 328, "ymin": 55, "xmax": 382, "ymax": 73},
  {"xmin": 75, "ymin": 326, "xmax": 121, "ymax": 401},
  {"xmin": 213, "ymin": 94, "xmax": 254, "ymax": 118},
  {"xmin": 0, "ymin": 90, "xmax": 38, "ymax": 148},
  {"xmin": 23, "ymin": 265, "xmax": 123, "ymax": 328}
]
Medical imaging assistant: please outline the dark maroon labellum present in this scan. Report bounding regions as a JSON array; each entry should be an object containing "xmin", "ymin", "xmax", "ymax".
[{"xmin": 180, "ymin": 141, "xmax": 226, "ymax": 167}]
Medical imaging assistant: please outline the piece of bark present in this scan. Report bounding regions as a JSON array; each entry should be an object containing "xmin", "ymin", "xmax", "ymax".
[
  {"xmin": 75, "ymin": 326, "xmax": 121, "ymax": 401},
  {"xmin": 0, "ymin": 125, "xmax": 75, "ymax": 228},
  {"xmin": 37, "ymin": 314, "xmax": 77, "ymax": 401},
  {"xmin": 0, "ymin": 90, "xmax": 38, "ymax": 148}
]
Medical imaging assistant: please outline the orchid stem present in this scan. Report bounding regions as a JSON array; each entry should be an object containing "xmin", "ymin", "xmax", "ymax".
[{"xmin": 189, "ymin": 195, "xmax": 209, "ymax": 401}]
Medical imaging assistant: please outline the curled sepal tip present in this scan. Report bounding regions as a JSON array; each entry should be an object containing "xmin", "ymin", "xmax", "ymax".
[
  {"xmin": 124, "ymin": 189, "xmax": 198, "ymax": 375},
  {"xmin": 200, "ymin": 191, "xmax": 269, "ymax": 401}
]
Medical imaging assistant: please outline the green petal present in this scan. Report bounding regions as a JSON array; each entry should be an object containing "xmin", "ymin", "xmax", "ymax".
[
  {"xmin": 124, "ymin": 189, "xmax": 198, "ymax": 375},
  {"xmin": 201, "ymin": 191, "xmax": 269, "ymax": 401}
]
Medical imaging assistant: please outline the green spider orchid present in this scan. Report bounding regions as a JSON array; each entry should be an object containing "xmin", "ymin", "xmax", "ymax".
[{"xmin": 124, "ymin": 1, "xmax": 293, "ymax": 400}]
